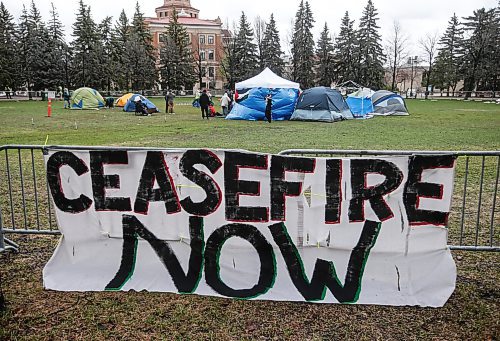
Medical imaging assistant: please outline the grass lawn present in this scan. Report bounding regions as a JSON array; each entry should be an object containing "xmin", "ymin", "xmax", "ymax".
[
  {"xmin": 0, "ymin": 98, "xmax": 499, "ymax": 340},
  {"xmin": 0, "ymin": 98, "xmax": 498, "ymax": 151}
]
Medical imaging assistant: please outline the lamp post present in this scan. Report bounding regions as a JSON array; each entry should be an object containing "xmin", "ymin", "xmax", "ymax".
[
  {"xmin": 64, "ymin": 48, "xmax": 69, "ymax": 90},
  {"xmin": 82, "ymin": 44, "xmax": 89, "ymax": 87},
  {"xmin": 408, "ymin": 56, "xmax": 418, "ymax": 98}
]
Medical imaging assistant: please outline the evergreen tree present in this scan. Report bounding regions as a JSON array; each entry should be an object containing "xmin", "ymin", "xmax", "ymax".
[
  {"xmin": 432, "ymin": 14, "xmax": 464, "ymax": 95},
  {"xmin": 128, "ymin": 2, "xmax": 156, "ymax": 90},
  {"xmin": 291, "ymin": 0, "xmax": 315, "ymax": 88},
  {"xmin": 316, "ymin": 22, "xmax": 335, "ymax": 86},
  {"xmin": 334, "ymin": 11, "xmax": 357, "ymax": 83},
  {"xmin": 356, "ymin": 0, "xmax": 385, "ymax": 88},
  {"xmin": 98, "ymin": 17, "xmax": 113, "ymax": 94},
  {"xmin": 482, "ymin": 4, "xmax": 500, "ymax": 93},
  {"xmin": 16, "ymin": 2, "xmax": 50, "ymax": 94},
  {"xmin": 44, "ymin": 3, "xmax": 67, "ymax": 90},
  {"xmin": 160, "ymin": 9, "xmax": 195, "ymax": 90},
  {"xmin": 71, "ymin": 0, "xmax": 102, "ymax": 88},
  {"xmin": 131, "ymin": 2, "xmax": 154, "ymax": 56},
  {"xmin": 111, "ymin": 10, "xmax": 130, "ymax": 90},
  {"xmin": 16, "ymin": 6, "xmax": 33, "ymax": 95},
  {"xmin": 0, "ymin": 2, "xmax": 18, "ymax": 91},
  {"xmin": 233, "ymin": 12, "xmax": 258, "ymax": 81},
  {"xmin": 29, "ymin": 0, "xmax": 48, "ymax": 90},
  {"xmin": 261, "ymin": 14, "xmax": 284, "ymax": 75},
  {"xmin": 220, "ymin": 22, "xmax": 239, "ymax": 89},
  {"xmin": 462, "ymin": 8, "xmax": 497, "ymax": 97}
]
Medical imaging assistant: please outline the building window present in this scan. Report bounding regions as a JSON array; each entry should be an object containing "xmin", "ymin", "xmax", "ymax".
[
  {"xmin": 208, "ymin": 67, "xmax": 215, "ymax": 78},
  {"xmin": 200, "ymin": 50, "xmax": 206, "ymax": 61},
  {"xmin": 159, "ymin": 12, "xmax": 163, "ymax": 18},
  {"xmin": 208, "ymin": 35, "xmax": 214, "ymax": 45},
  {"xmin": 199, "ymin": 35, "xmax": 205, "ymax": 45},
  {"xmin": 201, "ymin": 67, "xmax": 207, "ymax": 77},
  {"xmin": 208, "ymin": 50, "xmax": 214, "ymax": 61}
]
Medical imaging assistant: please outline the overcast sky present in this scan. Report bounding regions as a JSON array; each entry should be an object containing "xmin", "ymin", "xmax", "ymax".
[{"xmin": 3, "ymin": 0, "xmax": 498, "ymax": 55}]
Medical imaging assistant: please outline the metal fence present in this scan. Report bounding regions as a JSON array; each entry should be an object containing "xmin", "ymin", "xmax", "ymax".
[
  {"xmin": 279, "ymin": 149, "xmax": 499, "ymax": 252},
  {"xmin": 0, "ymin": 146, "xmax": 498, "ymax": 252}
]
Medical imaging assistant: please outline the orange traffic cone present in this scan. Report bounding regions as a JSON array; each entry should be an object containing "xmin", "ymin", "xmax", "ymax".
[{"xmin": 47, "ymin": 98, "xmax": 52, "ymax": 118}]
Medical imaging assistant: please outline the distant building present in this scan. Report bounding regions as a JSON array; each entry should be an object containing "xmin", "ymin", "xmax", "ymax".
[
  {"xmin": 145, "ymin": 0, "xmax": 228, "ymax": 90},
  {"xmin": 384, "ymin": 62, "xmax": 428, "ymax": 95}
]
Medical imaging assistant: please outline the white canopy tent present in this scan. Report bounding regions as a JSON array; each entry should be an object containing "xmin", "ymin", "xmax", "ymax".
[{"xmin": 235, "ymin": 68, "xmax": 300, "ymax": 90}]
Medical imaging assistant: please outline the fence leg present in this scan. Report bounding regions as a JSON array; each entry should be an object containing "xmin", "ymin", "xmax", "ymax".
[{"xmin": 0, "ymin": 206, "xmax": 18, "ymax": 253}]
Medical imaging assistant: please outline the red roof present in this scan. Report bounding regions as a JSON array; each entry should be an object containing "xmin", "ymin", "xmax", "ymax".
[{"xmin": 146, "ymin": 17, "xmax": 221, "ymax": 27}]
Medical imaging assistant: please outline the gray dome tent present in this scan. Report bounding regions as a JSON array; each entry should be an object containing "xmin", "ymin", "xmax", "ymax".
[
  {"xmin": 291, "ymin": 87, "xmax": 353, "ymax": 122},
  {"xmin": 372, "ymin": 90, "xmax": 409, "ymax": 116}
]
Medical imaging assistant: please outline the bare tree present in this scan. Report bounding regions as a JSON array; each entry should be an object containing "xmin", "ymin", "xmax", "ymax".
[
  {"xmin": 385, "ymin": 20, "xmax": 410, "ymax": 91},
  {"xmin": 419, "ymin": 32, "xmax": 439, "ymax": 99},
  {"xmin": 254, "ymin": 16, "xmax": 266, "ymax": 69},
  {"xmin": 191, "ymin": 34, "xmax": 205, "ymax": 90},
  {"xmin": 218, "ymin": 21, "xmax": 239, "ymax": 90},
  {"xmin": 282, "ymin": 18, "xmax": 295, "ymax": 80}
]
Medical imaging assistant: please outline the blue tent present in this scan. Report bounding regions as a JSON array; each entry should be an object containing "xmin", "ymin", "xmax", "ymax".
[
  {"xmin": 291, "ymin": 87, "xmax": 353, "ymax": 122},
  {"xmin": 123, "ymin": 94, "xmax": 159, "ymax": 113},
  {"xmin": 371, "ymin": 90, "xmax": 409, "ymax": 116},
  {"xmin": 226, "ymin": 68, "xmax": 300, "ymax": 121},
  {"xmin": 346, "ymin": 88, "xmax": 375, "ymax": 118},
  {"xmin": 228, "ymin": 88, "xmax": 300, "ymax": 121}
]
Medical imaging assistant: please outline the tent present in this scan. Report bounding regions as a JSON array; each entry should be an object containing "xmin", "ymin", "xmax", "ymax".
[
  {"xmin": 123, "ymin": 94, "xmax": 159, "ymax": 113},
  {"xmin": 116, "ymin": 93, "xmax": 134, "ymax": 107},
  {"xmin": 226, "ymin": 68, "xmax": 300, "ymax": 121},
  {"xmin": 346, "ymin": 88, "xmax": 375, "ymax": 117},
  {"xmin": 290, "ymin": 87, "xmax": 353, "ymax": 122},
  {"xmin": 371, "ymin": 90, "xmax": 409, "ymax": 116},
  {"xmin": 70, "ymin": 88, "xmax": 105, "ymax": 110}
]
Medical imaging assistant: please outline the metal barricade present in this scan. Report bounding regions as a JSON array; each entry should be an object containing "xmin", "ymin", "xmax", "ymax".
[
  {"xmin": 0, "ymin": 145, "xmax": 182, "ymax": 252},
  {"xmin": 0, "ymin": 146, "xmax": 498, "ymax": 252},
  {"xmin": 278, "ymin": 149, "xmax": 499, "ymax": 252}
]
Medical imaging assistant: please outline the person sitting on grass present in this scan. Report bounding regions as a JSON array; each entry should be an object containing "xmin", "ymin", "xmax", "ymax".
[{"xmin": 134, "ymin": 97, "xmax": 150, "ymax": 116}]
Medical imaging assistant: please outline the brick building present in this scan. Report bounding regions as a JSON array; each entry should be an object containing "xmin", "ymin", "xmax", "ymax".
[{"xmin": 145, "ymin": 0, "xmax": 227, "ymax": 90}]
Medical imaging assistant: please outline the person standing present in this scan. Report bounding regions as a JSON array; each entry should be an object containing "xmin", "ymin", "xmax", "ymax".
[
  {"xmin": 199, "ymin": 89, "xmax": 211, "ymax": 120},
  {"xmin": 165, "ymin": 91, "xmax": 175, "ymax": 114},
  {"xmin": 63, "ymin": 88, "xmax": 71, "ymax": 109},
  {"xmin": 220, "ymin": 91, "xmax": 230, "ymax": 116},
  {"xmin": 227, "ymin": 89, "xmax": 234, "ymax": 111},
  {"xmin": 265, "ymin": 93, "xmax": 272, "ymax": 123}
]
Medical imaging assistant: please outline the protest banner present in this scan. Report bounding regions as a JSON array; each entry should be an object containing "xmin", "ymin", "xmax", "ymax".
[{"xmin": 43, "ymin": 148, "xmax": 457, "ymax": 306}]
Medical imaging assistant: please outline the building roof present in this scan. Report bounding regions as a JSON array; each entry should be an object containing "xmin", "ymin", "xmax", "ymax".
[
  {"xmin": 146, "ymin": 16, "xmax": 221, "ymax": 27},
  {"xmin": 155, "ymin": 4, "xmax": 199, "ymax": 12}
]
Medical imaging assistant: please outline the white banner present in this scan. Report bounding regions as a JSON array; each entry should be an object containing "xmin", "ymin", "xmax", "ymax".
[{"xmin": 43, "ymin": 149, "xmax": 457, "ymax": 307}]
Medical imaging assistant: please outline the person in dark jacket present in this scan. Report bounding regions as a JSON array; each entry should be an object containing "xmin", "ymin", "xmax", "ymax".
[
  {"xmin": 165, "ymin": 91, "xmax": 175, "ymax": 114},
  {"xmin": 134, "ymin": 97, "xmax": 149, "ymax": 116},
  {"xmin": 199, "ymin": 89, "xmax": 211, "ymax": 120},
  {"xmin": 265, "ymin": 93, "xmax": 272, "ymax": 123}
]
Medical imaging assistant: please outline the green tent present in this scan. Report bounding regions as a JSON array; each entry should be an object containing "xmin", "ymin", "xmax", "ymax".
[{"xmin": 70, "ymin": 88, "xmax": 105, "ymax": 110}]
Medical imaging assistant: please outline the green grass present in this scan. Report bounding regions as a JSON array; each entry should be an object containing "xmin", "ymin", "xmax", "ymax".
[
  {"xmin": 0, "ymin": 98, "xmax": 499, "ymax": 340},
  {"xmin": 1, "ymin": 98, "xmax": 499, "ymax": 151}
]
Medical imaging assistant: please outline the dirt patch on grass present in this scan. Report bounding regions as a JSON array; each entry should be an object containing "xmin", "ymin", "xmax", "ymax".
[{"xmin": 0, "ymin": 235, "xmax": 498, "ymax": 340}]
